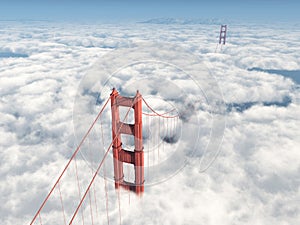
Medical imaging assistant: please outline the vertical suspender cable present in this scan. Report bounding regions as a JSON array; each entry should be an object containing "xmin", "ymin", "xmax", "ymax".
[{"xmin": 58, "ymin": 182, "xmax": 67, "ymax": 225}]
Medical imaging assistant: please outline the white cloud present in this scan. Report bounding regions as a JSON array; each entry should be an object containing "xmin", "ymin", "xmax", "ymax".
[{"xmin": 0, "ymin": 20, "xmax": 299, "ymax": 225}]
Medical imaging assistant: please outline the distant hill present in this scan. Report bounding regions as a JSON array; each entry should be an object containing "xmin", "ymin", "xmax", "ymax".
[{"xmin": 139, "ymin": 18, "xmax": 228, "ymax": 25}]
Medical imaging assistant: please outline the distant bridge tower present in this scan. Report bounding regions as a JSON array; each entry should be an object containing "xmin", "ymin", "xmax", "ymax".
[
  {"xmin": 215, "ymin": 24, "xmax": 227, "ymax": 52},
  {"xmin": 110, "ymin": 88, "xmax": 144, "ymax": 195},
  {"xmin": 219, "ymin": 25, "xmax": 227, "ymax": 45}
]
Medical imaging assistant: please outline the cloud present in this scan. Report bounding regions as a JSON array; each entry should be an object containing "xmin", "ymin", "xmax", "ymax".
[{"xmin": 0, "ymin": 20, "xmax": 299, "ymax": 225}]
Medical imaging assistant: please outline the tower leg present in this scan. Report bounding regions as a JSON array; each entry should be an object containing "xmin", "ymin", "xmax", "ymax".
[
  {"xmin": 110, "ymin": 88, "xmax": 123, "ymax": 189},
  {"xmin": 134, "ymin": 91, "xmax": 144, "ymax": 195}
]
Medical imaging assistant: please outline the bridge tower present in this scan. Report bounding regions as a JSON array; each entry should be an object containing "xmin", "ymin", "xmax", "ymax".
[
  {"xmin": 219, "ymin": 24, "xmax": 227, "ymax": 45},
  {"xmin": 110, "ymin": 88, "xmax": 144, "ymax": 195}
]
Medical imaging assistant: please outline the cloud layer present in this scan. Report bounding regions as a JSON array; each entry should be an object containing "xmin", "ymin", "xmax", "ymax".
[{"xmin": 0, "ymin": 20, "xmax": 299, "ymax": 224}]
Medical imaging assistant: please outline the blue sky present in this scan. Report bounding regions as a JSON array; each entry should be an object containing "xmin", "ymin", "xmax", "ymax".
[{"xmin": 0, "ymin": 0, "xmax": 299, "ymax": 22}]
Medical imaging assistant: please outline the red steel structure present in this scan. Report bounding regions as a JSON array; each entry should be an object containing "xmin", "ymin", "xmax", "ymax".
[
  {"xmin": 219, "ymin": 25, "xmax": 227, "ymax": 45},
  {"xmin": 110, "ymin": 88, "xmax": 144, "ymax": 195},
  {"xmin": 30, "ymin": 88, "xmax": 181, "ymax": 224}
]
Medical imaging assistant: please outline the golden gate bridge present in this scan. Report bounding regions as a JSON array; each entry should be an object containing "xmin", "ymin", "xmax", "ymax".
[{"xmin": 30, "ymin": 88, "xmax": 180, "ymax": 225}]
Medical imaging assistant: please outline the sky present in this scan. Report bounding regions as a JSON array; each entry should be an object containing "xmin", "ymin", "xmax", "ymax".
[{"xmin": 0, "ymin": 0, "xmax": 300, "ymax": 22}]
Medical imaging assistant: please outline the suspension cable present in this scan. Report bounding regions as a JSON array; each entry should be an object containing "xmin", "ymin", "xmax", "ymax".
[
  {"xmin": 30, "ymin": 96, "xmax": 110, "ymax": 225},
  {"xmin": 69, "ymin": 97, "xmax": 136, "ymax": 225},
  {"xmin": 142, "ymin": 97, "xmax": 179, "ymax": 118}
]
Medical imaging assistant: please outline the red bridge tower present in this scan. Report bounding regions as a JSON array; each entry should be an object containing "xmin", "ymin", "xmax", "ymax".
[{"xmin": 110, "ymin": 88, "xmax": 144, "ymax": 195}]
